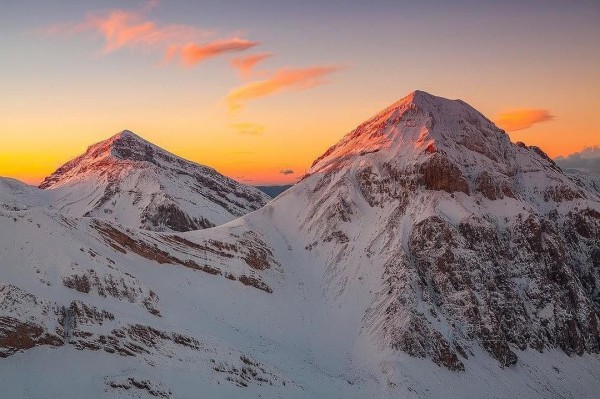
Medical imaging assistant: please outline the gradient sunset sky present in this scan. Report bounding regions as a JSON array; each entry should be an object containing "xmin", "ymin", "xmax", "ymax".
[{"xmin": 1, "ymin": 0, "xmax": 599, "ymax": 185}]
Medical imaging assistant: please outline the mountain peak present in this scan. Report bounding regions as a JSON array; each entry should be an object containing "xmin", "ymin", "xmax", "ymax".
[
  {"xmin": 116, "ymin": 129, "xmax": 136, "ymax": 137},
  {"xmin": 97, "ymin": 130, "xmax": 155, "ymax": 159},
  {"xmin": 306, "ymin": 90, "xmax": 508, "ymax": 177},
  {"xmin": 390, "ymin": 90, "xmax": 460, "ymax": 110},
  {"xmin": 37, "ymin": 129, "xmax": 270, "ymax": 231},
  {"xmin": 110, "ymin": 129, "xmax": 143, "ymax": 142},
  {"xmin": 405, "ymin": 89, "xmax": 437, "ymax": 102},
  {"xmin": 39, "ymin": 130, "xmax": 190, "ymax": 190}
]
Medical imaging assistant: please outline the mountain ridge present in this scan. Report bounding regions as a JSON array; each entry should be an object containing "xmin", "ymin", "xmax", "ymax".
[{"xmin": 1, "ymin": 91, "xmax": 599, "ymax": 398}]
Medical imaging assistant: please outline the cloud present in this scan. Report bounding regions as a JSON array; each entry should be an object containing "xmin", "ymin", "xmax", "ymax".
[
  {"xmin": 279, "ymin": 169, "xmax": 294, "ymax": 175},
  {"xmin": 170, "ymin": 39, "xmax": 258, "ymax": 66},
  {"xmin": 231, "ymin": 53, "xmax": 272, "ymax": 79},
  {"xmin": 226, "ymin": 66, "xmax": 342, "ymax": 110},
  {"xmin": 42, "ymin": 2, "xmax": 255, "ymax": 66},
  {"xmin": 44, "ymin": 8, "xmax": 209, "ymax": 54},
  {"xmin": 230, "ymin": 123, "xmax": 265, "ymax": 135},
  {"xmin": 555, "ymin": 146, "xmax": 600, "ymax": 172},
  {"xmin": 495, "ymin": 109, "xmax": 554, "ymax": 132}
]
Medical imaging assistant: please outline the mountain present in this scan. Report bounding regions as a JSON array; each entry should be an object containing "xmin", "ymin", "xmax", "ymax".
[
  {"xmin": 255, "ymin": 184, "xmax": 294, "ymax": 198},
  {"xmin": 1, "ymin": 92, "xmax": 599, "ymax": 398},
  {"xmin": 288, "ymin": 90, "xmax": 600, "ymax": 370},
  {"xmin": 4, "ymin": 130, "xmax": 270, "ymax": 232}
]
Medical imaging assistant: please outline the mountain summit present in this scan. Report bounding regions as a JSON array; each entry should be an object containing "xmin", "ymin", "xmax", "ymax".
[
  {"xmin": 310, "ymin": 90, "xmax": 521, "ymax": 177},
  {"xmin": 36, "ymin": 130, "xmax": 270, "ymax": 231}
]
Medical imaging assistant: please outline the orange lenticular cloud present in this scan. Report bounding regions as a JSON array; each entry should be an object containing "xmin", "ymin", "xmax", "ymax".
[
  {"xmin": 231, "ymin": 53, "xmax": 272, "ymax": 79},
  {"xmin": 495, "ymin": 109, "xmax": 554, "ymax": 132},
  {"xmin": 226, "ymin": 66, "xmax": 342, "ymax": 111},
  {"xmin": 173, "ymin": 39, "xmax": 259, "ymax": 66}
]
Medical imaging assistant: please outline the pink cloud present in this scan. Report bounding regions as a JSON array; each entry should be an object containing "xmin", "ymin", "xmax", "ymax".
[
  {"xmin": 169, "ymin": 39, "xmax": 259, "ymax": 66},
  {"xmin": 42, "ymin": 2, "xmax": 256, "ymax": 66},
  {"xmin": 226, "ymin": 66, "xmax": 342, "ymax": 110},
  {"xmin": 231, "ymin": 53, "xmax": 273, "ymax": 79},
  {"xmin": 45, "ymin": 9, "xmax": 209, "ymax": 53}
]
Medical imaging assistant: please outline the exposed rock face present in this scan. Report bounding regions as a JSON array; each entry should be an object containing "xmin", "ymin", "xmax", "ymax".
[
  {"xmin": 36, "ymin": 130, "xmax": 269, "ymax": 232},
  {"xmin": 419, "ymin": 154, "xmax": 470, "ymax": 194},
  {"xmin": 0, "ymin": 316, "xmax": 64, "ymax": 357}
]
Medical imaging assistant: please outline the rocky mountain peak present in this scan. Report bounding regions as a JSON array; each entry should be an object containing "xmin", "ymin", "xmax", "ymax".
[
  {"xmin": 105, "ymin": 130, "xmax": 166, "ymax": 162},
  {"xmin": 303, "ymin": 91, "xmax": 577, "ymax": 204},
  {"xmin": 306, "ymin": 90, "xmax": 513, "ymax": 177},
  {"xmin": 35, "ymin": 130, "xmax": 269, "ymax": 231},
  {"xmin": 39, "ymin": 130, "xmax": 198, "ymax": 189}
]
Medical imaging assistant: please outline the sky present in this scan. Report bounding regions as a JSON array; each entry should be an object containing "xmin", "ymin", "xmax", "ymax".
[{"xmin": 1, "ymin": 0, "xmax": 599, "ymax": 185}]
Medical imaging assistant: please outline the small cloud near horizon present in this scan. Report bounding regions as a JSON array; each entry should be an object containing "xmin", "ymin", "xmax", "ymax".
[
  {"xmin": 279, "ymin": 169, "xmax": 294, "ymax": 175},
  {"xmin": 495, "ymin": 109, "xmax": 554, "ymax": 132},
  {"xmin": 226, "ymin": 66, "xmax": 342, "ymax": 111},
  {"xmin": 230, "ymin": 122, "xmax": 265, "ymax": 136}
]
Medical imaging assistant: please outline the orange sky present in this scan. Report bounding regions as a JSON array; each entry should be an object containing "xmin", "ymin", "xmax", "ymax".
[{"xmin": 1, "ymin": 1, "xmax": 599, "ymax": 185}]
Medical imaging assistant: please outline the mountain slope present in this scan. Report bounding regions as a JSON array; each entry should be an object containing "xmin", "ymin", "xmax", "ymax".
[
  {"xmin": 1, "ymin": 92, "xmax": 599, "ymax": 398},
  {"xmin": 287, "ymin": 91, "xmax": 600, "ymax": 371},
  {"xmin": 219, "ymin": 90, "xmax": 600, "ymax": 388},
  {"xmin": 18, "ymin": 130, "xmax": 270, "ymax": 232}
]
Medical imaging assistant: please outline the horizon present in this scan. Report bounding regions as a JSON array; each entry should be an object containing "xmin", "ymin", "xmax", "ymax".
[{"xmin": 1, "ymin": 0, "xmax": 599, "ymax": 185}]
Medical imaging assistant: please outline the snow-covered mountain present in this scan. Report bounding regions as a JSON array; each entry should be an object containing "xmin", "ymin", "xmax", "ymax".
[
  {"xmin": 1, "ymin": 92, "xmax": 599, "ymax": 398},
  {"xmin": 1, "ymin": 130, "xmax": 270, "ymax": 232}
]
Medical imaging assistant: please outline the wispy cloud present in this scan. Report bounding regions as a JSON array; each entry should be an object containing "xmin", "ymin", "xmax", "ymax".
[
  {"xmin": 226, "ymin": 66, "xmax": 342, "ymax": 110},
  {"xmin": 42, "ymin": 1, "xmax": 345, "ymax": 108},
  {"xmin": 495, "ymin": 109, "xmax": 554, "ymax": 132},
  {"xmin": 279, "ymin": 169, "xmax": 294, "ymax": 175},
  {"xmin": 168, "ymin": 39, "xmax": 258, "ymax": 66},
  {"xmin": 42, "ymin": 1, "xmax": 255, "ymax": 66},
  {"xmin": 230, "ymin": 123, "xmax": 265, "ymax": 135},
  {"xmin": 43, "ymin": 7, "xmax": 207, "ymax": 53},
  {"xmin": 231, "ymin": 53, "xmax": 272, "ymax": 79}
]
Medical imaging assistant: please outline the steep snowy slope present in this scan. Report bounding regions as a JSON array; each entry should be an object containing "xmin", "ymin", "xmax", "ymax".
[
  {"xmin": 1, "ymin": 91, "xmax": 599, "ymax": 398},
  {"xmin": 34, "ymin": 130, "xmax": 269, "ymax": 231},
  {"xmin": 280, "ymin": 91, "xmax": 600, "ymax": 371}
]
